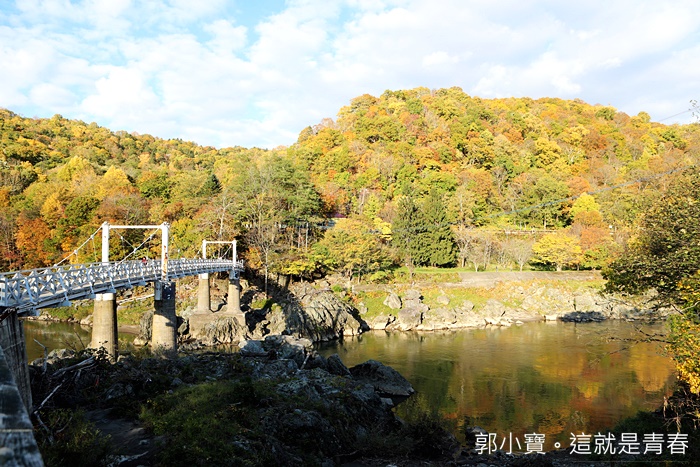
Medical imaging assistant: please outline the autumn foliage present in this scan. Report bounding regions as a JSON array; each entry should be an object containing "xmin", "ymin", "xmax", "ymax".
[{"xmin": 0, "ymin": 88, "xmax": 699, "ymax": 275}]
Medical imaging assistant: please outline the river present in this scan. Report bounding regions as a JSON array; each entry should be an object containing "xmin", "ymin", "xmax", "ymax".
[
  {"xmin": 318, "ymin": 320, "xmax": 676, "ymax": 450},
  {"xmin": 22, "ymin": 320, "xmax": 136, "ymax": 360},
  {"xmin": 22, "ymin": 319, "xmax": 676, "ymax": 451}
]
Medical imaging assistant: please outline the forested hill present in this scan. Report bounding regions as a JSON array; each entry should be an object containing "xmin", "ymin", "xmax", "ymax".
[{"xmin": 1, "ymin": 87, "xmax": 699, "ymax": 277}]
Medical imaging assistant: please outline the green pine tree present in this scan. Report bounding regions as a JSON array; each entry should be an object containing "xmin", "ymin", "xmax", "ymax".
[
  {"xmin": 392, "ymin": 196, "xmax": 422, "ymax": 275},
  {"xmin": 419, "ymin": 189, "xmax": 456, "ymax": 267}
]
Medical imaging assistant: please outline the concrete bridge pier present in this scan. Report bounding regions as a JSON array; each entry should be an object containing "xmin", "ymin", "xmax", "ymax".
[
  {"xmin": 90, "ymin": 293, "xmax": 118, "ymax": 360},
  {"xmin": 226, "ymin": 274, "xmax": 241, "ymax": 314},
  {"xmin": 197, "ymin": 273, "xmax": 211, "ymax": 313},
  {"xmin": 152, "ymin": 281, "xmax": 177, "ymax": 355}
]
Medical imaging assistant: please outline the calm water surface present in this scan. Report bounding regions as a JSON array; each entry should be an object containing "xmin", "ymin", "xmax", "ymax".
[
  {"xmin": 22, "ymin": 319, "xmax": 676, "ymax": 450},
  {"xmin": 318, "ymin": 321, "xmax": 676, "ymax": 449},
  {"xmin": 22, "ymin": 320, "xmax": 136, "ymax": 361}
]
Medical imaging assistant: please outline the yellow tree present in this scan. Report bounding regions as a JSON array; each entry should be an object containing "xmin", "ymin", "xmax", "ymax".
[
  {"xmin": 316, "ymin": 218, "xmax": 391, "ymax": 281},
  {"xmin": 532, "ymin": 232, "xmax": 582, "ymax": 271}
]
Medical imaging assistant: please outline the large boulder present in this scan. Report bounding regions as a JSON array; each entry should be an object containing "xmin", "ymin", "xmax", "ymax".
[
  {"xmin": 403, "ymin": 289, "xmax": 422, "ymax": 301},
  {"xmin": 391, "ymin": 306, "xmax": 424, "ymax": 331},
  {"xmin": 260, "ymin": 286, "xmax": 368, "ymax": 342},
  {"xmin": 134, "ymin": 309, "xmax": 154, "ymax": 346},
  {"xmin": 202, "ymin": 315, "xmax": 248, "ymax": 345},
  {"xmin": 365, "ymin": 313, "xmax": 396, "ymax": 330},
  {"xmin": 349, "ymin": 360, "xmax": 416, "ymax": 398},
  {"xmin": 383, "ymin": 292, "xmax": 402, "ymax": 310}
]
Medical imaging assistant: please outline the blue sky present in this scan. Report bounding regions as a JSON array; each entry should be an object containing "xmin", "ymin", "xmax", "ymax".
[{"xmin": 1, "ymin": 0, "xmax": 699, "ymax": 149}]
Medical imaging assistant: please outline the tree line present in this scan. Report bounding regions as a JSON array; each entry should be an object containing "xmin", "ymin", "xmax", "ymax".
[{"xmin": 1, "ymin": 89, "xmax": 699, "ymax": 285}]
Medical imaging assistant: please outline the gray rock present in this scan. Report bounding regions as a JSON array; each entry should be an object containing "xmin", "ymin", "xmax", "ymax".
[
  {"xmin": 47, "ymin": 348, "xmax": 76, "ymax": 360},
  {"xmin": 203, "ymin": 315, "xmax": 247, "ymax": 345},
  {"xmin": 238, "ymin": 339, "xmax": 266, "ymax": 356},
  {"xmin": 420, "ymin": 307, "xmax": 456, "ymax": 330},
  {"xmin": 253, "ymin": 359, "xmax": 299, "ymax": 379},
  {"xmin": 403, "ymin": 289, "xmax": 422, "ymax": 301},
  {"xmin": 263, "ymin": 335, "xmax": 313, "ymax": 363},
  {"xmin": 105, "ymin": 382, "xmax": 134, "ymax": 401},
  {"xmin": 137, "ymin": 309, "xmax": 153, "ymax": 344},
  {"xmin": 349, "ymin": 360, "xmax": 416, "ymax": 397},
  {"xmin": 276, "ymin": 379, "xmax": 321, "ymax": 401},
  {"xmin": 261, "ymin": 287, "xmax": 368, "ymax": 342},
  {"xmin": 366, "ymin": 313, "xmax": 395, "ymax": 330},
  {"xmin": 326, "ymin": 354, "xmax": 351, "ymax": 377},
  {"xmin": 394, "ymin": 306, "xmax": 423, "ymax": 331},
  {"xmin": 436, "ymin": 294, "xmax": 450, "ymax": 305},
  {"xmin": 560, "ymin": 311, "xmax": 606, "ymax": 323},
  {"xmin": 383, "ymin": 292, "xmax": 402, "ymax": 310}
]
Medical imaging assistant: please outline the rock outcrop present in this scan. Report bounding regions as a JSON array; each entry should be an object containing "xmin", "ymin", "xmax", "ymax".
[
  {"xmin": 358, "ymin": 280, "xmax": 669, "ymax": 333},
  {"xmin": 349, "ymin": 359, "xmax": 416, "ymax": 398},
  {"xmin": 30, "ymin": 336, "xmax": 447, "ymax": 466},
  {"xmin": 257, "ymin": 284, "xmax": 368, "ymax": 342}
]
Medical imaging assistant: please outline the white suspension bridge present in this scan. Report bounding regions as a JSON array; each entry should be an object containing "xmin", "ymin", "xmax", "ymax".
[{"xmin": 0, "ymin": 222, "xmax": 245, "ymax": 465}]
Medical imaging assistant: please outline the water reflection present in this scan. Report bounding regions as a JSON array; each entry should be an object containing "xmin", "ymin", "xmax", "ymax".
[
  {"xmin": 23, "ymin": 320, "xmax": 136, "ymax": 361},
  {"xmin": 317, "ymin": 321, "xmax": 677, "ymax": 449}
]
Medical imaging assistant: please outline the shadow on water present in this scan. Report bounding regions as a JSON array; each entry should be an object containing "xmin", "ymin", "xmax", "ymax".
[{"xmin": 317, "ymin": 320, "xmax": 677, "ymax": 450}]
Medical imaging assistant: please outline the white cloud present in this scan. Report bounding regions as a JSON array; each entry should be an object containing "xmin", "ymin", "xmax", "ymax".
[
  {"xmin": 422, "ymin": 51, "xmax": 460, "ymax": 68},
  {"xmin": 81, "ymin": 67, "xmax": 159, "ymax": 117},
  {"xmin": 29, "ymin": 83, "xmax": 77, "ymax": 109},
  {"xmin": 2, "ymin": 0, "xmax": 700, "ymax": 147}
]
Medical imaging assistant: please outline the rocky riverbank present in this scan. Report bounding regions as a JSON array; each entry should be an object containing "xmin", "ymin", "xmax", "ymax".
[
  {"xmin": 135, "ymin": 274, "xmax": 670, "ymax": 349},
  {"xmin": 27, "ymin": 273, "xmax": 670, "ymax": 350},
  {"xmin": 30, "ymin": 335, "xmax": 468, "ymax": 466}
]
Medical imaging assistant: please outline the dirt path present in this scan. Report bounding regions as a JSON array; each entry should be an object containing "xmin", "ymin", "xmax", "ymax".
[{"xmin": 86, "ymin": 409, "xmax": 161, "ymax": 466}]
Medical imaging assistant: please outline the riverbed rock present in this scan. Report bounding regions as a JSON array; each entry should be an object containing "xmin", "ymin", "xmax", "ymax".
[
  {"xmin": 403, "ymin": 289, "xmax": 422, "ymax": 301},
  {"xmin": 134, "ymin": 310, "xmax": 154, "ymax": 346},
  {"xmin": 349, "ymin": 359, "xmax": 416, "ymax": 398},
  {"xmin": 365, "ymin": 313, "xmax": 396, "ymax": 330},
  {"xmin": 202, "ymin": 314, "xmax": 248, "ymax": 345},
  {"xmin": 326, "ymin": 354, "xmax": 351, "ymax": 377},
  {"xmin": 261, "ymin": 285, "xmax": 369, "ymax": 342},
  {"xmin": 419, "ymin": 307, "xmax": 455, "ymax": 330},
  {"xmin": 560, "ymin": 311, "xmax": 606, "ymax": 323},
  {"xmin": 46, "ymin": 348, "xmax": 76, "ymax": 363},
  {"xmin": 238, "ymin": 339, "xmax": 266, "ymax": 356},
  {"xmin": 390, "ymin": 306, "xmax": 423, "ymax": 331},
  {"xmin": 263, "ymin": 335, "xmax": 312, "ymax": 363},
  {"xmin": 383, "ymin": 292, "xmax": 402, "ymax": 310},
  {"xmin": 436, "ymin": 294, "xmax": 450, "ymax": 305}
]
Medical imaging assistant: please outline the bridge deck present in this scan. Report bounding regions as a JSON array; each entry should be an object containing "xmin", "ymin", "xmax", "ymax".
[{"xmin": 0, "ymin": 259, "xmax": 244, "ymax": 315}]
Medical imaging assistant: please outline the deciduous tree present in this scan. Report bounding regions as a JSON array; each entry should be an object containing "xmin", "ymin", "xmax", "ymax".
[{"xmin": 532, "ymin": 232, "xmax": 582, "ymax": 271}]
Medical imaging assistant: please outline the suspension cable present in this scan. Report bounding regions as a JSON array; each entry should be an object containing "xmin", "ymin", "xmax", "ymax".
[
  {"xmin": 118, "ymin": 229, "xmax": 160, "ymax": 264},
  {"xmin": 53, "ymin": 225, "xmax": 103, "ymax": 267}
]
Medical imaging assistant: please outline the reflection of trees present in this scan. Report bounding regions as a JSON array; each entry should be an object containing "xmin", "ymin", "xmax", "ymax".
[
  {"xmin": 322, "ymin": 323, "xmax": 676, "ymax": 446},
  {"xmin": 629, "ymin": 345, "xmax": 674, "ymax": 393}
]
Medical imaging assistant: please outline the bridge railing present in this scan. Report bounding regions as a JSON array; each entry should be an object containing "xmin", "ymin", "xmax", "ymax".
[{"xmin": 0, "ymin": 258, "xmax": 244, "ymax": 314}]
